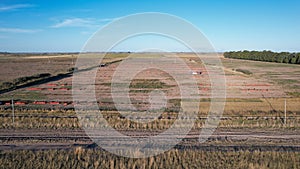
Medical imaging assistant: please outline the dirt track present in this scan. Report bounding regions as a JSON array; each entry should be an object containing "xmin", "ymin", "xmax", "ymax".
[{"xmin": 1, "ymin": 128, "xmax": 299, "ymax": 151}]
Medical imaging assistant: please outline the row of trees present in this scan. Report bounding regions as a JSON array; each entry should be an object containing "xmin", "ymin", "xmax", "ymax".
[{"xmin": 224, "ymin": 50, "xmax": 300, "ymax": 64}]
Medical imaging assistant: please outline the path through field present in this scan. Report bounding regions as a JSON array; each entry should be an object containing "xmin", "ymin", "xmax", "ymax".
[{"xmin": 0, "ymin": 128, "xmax": 299, "ymax": 152}]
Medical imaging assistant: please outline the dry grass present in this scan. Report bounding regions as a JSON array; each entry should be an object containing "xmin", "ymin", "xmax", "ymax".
[
  {"xmin": 199, "ymin": 98, "xmax": 300, "ymax": 115},
  {"xmin": 0, "ymin": 149, "xmax": 298, "ymax": 169},
  {"xmin": 0, "ymin": 110, "xmax": 299, "ymax": 130}
]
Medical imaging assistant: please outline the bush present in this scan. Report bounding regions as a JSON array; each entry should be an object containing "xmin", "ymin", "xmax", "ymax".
[
  {"xmin": 235, "ymin": 69, "xmax": 252, "ymax": 75},
  {"xmin": 68, "ymin": 67, "xmax": 78, "ymax": 72},
  {"xmin": 13, "ymin": 73, "xmax": 51, "ymax": 85},
  {"xmin": 0, "ymin": 82, "xmax": 14, "ymax": 89}
]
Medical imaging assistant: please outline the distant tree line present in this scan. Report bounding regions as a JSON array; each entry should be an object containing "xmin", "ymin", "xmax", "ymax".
[{"xmin": 224, "ymin": 51, "xmax": 300, "ymax": 64}]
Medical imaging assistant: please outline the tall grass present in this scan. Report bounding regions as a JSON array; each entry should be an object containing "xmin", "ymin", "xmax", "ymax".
[
  {"xmin": 0, "ymin": 110, "xmax": 299, "ymax": 130},
  {"xmin": 0, "ymin": 149, "xmax": 298, "ymax": 169}
]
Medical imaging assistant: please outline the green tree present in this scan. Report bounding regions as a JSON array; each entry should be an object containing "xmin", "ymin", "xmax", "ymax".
[{"xmin": 296, "ymin": 53, "xmax": 300, "ymax": 64}]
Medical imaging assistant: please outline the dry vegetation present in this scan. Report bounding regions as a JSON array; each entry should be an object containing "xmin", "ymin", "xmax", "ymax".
[
  {"xmin": 0, "ymin": 109, "xmax": 299, "ymax": 130},
  {"xmin": 0, "ymin": 53, "xmax": 299, "ymax": 168},
  {"xmin": 0, "ymin": 149, "xmax": 299, "ymax": 169}
]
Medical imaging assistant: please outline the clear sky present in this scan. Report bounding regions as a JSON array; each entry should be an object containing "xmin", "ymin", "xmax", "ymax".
[{"xmin": 0, "ymin": 0, "xmax": 299, "ymax": 52}]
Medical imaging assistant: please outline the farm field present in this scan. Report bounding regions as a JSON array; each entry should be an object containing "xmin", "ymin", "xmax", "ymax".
[
  {"xmin": 0, "ymin": 53, "xmax": 299, "ymax": 112},
  {"xmin": 0, "ymin": 52, "xmax": 299, "ymax": 168}
]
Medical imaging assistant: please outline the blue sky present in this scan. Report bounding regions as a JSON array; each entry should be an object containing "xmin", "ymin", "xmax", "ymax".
[{"xmin": 0, "ymin": 0, "xmax": 299, "ymax": 52}]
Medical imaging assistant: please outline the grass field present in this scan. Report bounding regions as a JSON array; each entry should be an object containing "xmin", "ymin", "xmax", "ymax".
[
  {"xmin": 0, "ymin": 109, "xmax": 299, "ymax": 130},
  {"xmin": 1, "ymin": 149, "xmax": 299, "ymax": 169},
  {"xmin": 0, "ymin": 52, "xmax": 299, "ymax": 168}
]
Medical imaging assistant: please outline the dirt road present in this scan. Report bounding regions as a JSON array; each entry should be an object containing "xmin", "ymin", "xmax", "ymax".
[{"xmin": 1, "ymin": 128, "xmax": 299, "ymax": 151}]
